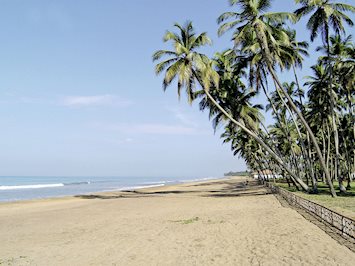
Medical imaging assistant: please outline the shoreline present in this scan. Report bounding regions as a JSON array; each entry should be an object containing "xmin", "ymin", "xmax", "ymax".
[
  {"xmin": 1, "ymin": 175, "xmax": 354, "ymax": 265},
  {"xmin": 0, "ymin": 176, "xmax": 230, "ymax": 205}
]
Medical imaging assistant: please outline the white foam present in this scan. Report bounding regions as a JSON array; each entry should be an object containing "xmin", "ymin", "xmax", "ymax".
[
  {"xmin": 100, "ymin": 184, "xmax": 165, "ymax": 193},
  {"xmin": 180, "ymin": 177, "xmax": 216, "ymax": 183},
  {"xmin": 0, "ymin": 183, "xmax": 65, "ymax": 190}
]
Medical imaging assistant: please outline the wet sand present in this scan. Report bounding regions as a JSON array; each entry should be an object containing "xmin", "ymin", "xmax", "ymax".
[{"xmin": 0, "ymin": 176, "xmax": 354, "ymax": 265}]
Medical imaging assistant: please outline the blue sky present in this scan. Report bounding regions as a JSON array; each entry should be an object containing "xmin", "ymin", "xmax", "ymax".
[{"xmin": 0, "ymin": 0, "xmax": 353, "ymax": 177}]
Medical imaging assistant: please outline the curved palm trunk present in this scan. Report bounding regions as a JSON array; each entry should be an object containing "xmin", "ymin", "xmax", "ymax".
[
  {"xmin": 269, "ymin": 67, "xmax": 336, "ymax": 196},
  {"xmin": 292, "ymin": 65, "xmax": 317, "ymax": 190},
  {"xmin": 329, "ymin": 74, "xmax": 343, "ymax": 192},
  {"xmin": 203, "ymin": 89, "xmax": 309, "ymax": 191},
  {"xmin": 346, "ymin": 94, "xmax": 355, "ymax": 186},
  {"xmin": 260, "ymin": 82, "xmax": 289, "ymax": 158},
  {"xmin": 192, "ymin": 70, "xmax": 309, "ymax": 190},
  {"xmin": 321, "ymin": 126, "xmax": 327, "ymax": 182},
  {"xmin": 326, "ymin": 120, "xmax": 331, "ymax": 174},
  {"xmin": 333, "ymin": 113, "xmax": 344, "ymax": 191},
  {"xmin": 253, "ymin": 23, "xmax": 336, "ymax": 197},
  {"xmin": 341, "ymin": 131, "xmax": 352, "ymax": 190},
  {"xmin": 326, "ymin": 37, "xmax": 345, "ymax": 193},
  {"xmin": 273, "ymin": 83, "xmax": 318, "ymax": 192},
  {"xmin": 307, "ymin": 133, "xmax": 317, "ymax": 184}
]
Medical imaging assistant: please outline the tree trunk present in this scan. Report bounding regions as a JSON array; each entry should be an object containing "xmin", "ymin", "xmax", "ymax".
[
  {"xmin": 203, "ymin": 89, "xmax": 310, "ymax": 191},
  {"xmin": 293, "ymin": 65, "xmax": 317, "ymax": 190},
  {"xmin": 273, "ymin": 83, "xmax": 309, "ymax": 182},
  {"xmin": 326, "ymin": 37, "xmax": 345, "ymax": 193},
  {"xmin": 253, "ymin": 23, "xmax": 336, "ymax": 196}
]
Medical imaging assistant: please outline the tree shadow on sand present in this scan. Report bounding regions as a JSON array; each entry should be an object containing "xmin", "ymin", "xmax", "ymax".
[{"xmin": 75, "ymin": 179, "xmax": 271, "ymax": 200}]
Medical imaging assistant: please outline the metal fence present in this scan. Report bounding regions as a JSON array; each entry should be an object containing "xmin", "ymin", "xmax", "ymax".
[{"xmin": 265, "ymin": 182, "xmax": 355, "ymax": 239}]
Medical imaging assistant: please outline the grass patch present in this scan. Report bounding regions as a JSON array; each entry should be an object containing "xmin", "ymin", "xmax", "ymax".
[
  {"xmin": 0, "ymin": 256, "xmax": 28, "ymax": 265},
  {"xmin": 294, "ymin": 192, "xmax": 355, "ymax": 219},
  {"xmin": 273, "ymin": 180, "xmax": 355, "ymax": 219},
  {"xmin": 171, "ymin": 217, "xmax": 199, "ymax": 224}
]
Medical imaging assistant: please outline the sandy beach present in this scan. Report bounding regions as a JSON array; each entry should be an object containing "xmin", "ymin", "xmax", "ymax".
[{"xmin": 0, "ymin": 176, "xmax": 354, "ymax": 265}]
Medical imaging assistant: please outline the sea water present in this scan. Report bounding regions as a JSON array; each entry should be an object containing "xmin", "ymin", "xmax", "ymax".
[{"xmin": 0, "ymin": 176, "xmax": 216, "ymax": 202}]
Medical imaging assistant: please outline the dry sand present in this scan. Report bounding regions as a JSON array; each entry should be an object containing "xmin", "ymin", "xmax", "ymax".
[{"xmin": 0, "ymin": 176, "xmax": 354, "ymax": 265}]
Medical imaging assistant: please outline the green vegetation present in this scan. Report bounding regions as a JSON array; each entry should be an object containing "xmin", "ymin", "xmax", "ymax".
[
  {"xmin": 171, "ymin": 217, "xmax": 200, "ymax": 224},
  {"xmin": 153, "ymin": 0, "xmax": 355, "ymax": 197},
  {"xmin": 224, "ymin": 171, "xmax": 249, "ymax": 176},
  {"xmin": 0, "ymin": 256, "xmax": 28, "ymax": 265},
  {"xmin": 274, "ymin": 180, "xmax": 355, "ymax": 218}
]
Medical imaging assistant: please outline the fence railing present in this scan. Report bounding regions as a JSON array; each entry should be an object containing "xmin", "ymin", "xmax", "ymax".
[{"xmin": 265, "ymin": 182, "xmax": 355, "ymax": 239}]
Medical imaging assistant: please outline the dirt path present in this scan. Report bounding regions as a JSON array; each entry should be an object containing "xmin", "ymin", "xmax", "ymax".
[{"xmin": 0, "ymin": 177, "xmax": 354, "ymax": 265}]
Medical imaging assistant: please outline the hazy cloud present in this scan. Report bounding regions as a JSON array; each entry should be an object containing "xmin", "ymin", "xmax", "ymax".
[
  {"xmin": 98, "ymin": 123, "xmax": 209, "ymax": 136},
  {"xmin": 168, "ymin": 108, "xmax": 199, "ymax": 127},
  {"xmin": 62, "ymin": 95, "xmax": 132, "ymax": 108}
]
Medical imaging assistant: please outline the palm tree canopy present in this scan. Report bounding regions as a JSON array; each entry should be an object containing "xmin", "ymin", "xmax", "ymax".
[
  {"xmin": 153, "ymin": 21, "xmax": 214, "ymax": 103},
  {"xmin": 294, "ymin": 0, "xmax": 355, "ymax": 42},
  {"xmin": 218, "ymin": 0, "xmax": 299, "ymax": 70}
]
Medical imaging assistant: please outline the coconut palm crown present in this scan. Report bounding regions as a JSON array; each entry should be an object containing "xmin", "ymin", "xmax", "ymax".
[{"xmin": 152, "ymin": 21, "xmax": 215, "ymax": 103}]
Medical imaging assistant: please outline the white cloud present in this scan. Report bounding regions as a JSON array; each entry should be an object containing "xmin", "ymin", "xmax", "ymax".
[
  {"xmin": 169, "ymin": 108, "xmax": 198, "ymax": 127},
  {"xmin": 175, "ymin": 112, "xmax": 194, "ymax": 126},
  {"xmin": 62, "ymin": 94, "xmax": 132, "ymax": 107},
  {"xmin": 129, "ymin": 124, "xmax": 198, "ymax": 135},
  {"xmin": 98, "ymin": 123, "xmax": 209, "ymax": 136}
]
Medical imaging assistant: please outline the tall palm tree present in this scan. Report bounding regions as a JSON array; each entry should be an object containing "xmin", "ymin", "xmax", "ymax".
[
  {"xmin": 218, "ymin": 0, "xmax": 336, "ymax": 196},
  {"xmin": 269, "ymin": 116, "xmax": 302, "ymax": 176},
  {"xmin": 283, "ymin": 29, "xmax": 309, "ymax": 107},
  {"xmin": 222, "ymin": 127, "xmax": 276, "ymax": 184},
  {"xmin": 153, "ymin": 21, "xmax": 310, "ymax": 191},
  {"xmin": 294, "ymin": 0, "xmax": 355, "ymax": 44},
  {"xmin": 305, "ymin": 64, "xmax": 340, "ymax": 185},
  {"xmin": 224, "ymin": 23, "xmax": 312, "ymax": 184},
  {"xmin": 295, "ymin": 0, "xmax": 355, "ymax": 193},
  {"xmin": 331, "ymin": 35, "xmax": 355, "ymax": 190},
  {"xmin": 197, "ymin": 51, "xmax": 263, "ymax": 132},
  {"xmin": 152, "ymin": 21, "xmax": 212, "ymax": 103},
  {"xmin": 267, "ymin": 82, "xmax": 314, "ymax": 186}
]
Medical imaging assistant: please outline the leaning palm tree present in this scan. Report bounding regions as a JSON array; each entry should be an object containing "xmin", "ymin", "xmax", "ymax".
[
  {"xmin": 295, "ymin": 0, "xmax": 355, "ymax": 192},
  {"xmin": 152, "ymin": 21, "xmax": 212, "ymax": 103},
  {"xmin": 153, "ymin": 21, "xmax": 309, "ymax": 191},
  {"xmin": 305, "ymin": 64, "xmax": 340, "ymax": 185},
  {"xmin": 294, "ymin": 0, "xmax": 355, "ymax": 44},
  {"xmin": 283, "ymin": 29, "xmax": 309, "ymax": 106},
  {"xmin": 218, "ymin": 0, "xmax": 336, "ymax": 196},
  {"xmin": 317, "ymin": 35, "xmax": 355, "ymax": 191}
]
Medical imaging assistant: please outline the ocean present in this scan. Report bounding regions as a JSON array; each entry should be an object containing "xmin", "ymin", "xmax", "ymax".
[{"xmin": 0, "ymin": 176, "xmax": 217, "ymax": 202}]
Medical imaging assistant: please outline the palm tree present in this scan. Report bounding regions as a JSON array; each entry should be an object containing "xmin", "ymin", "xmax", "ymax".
[
  {"xmin": 269, "ymin": 116, "xmax": 302, "ymax": 177},
  {"xmin": 283, "ymin": 29, "xmax": 309, "ymax": 107},
  {"xmin": 222, "ymin": 23, "xmax": 313, "ymax": 187},
  {"xmin": 324, "ymin": 35, "xmax": 355, "ymax": 116},
  {"xmin": 222, "ymin": 127, "xmax": 277, "ymax": 184},
  {"xmin": 152, "ymin": 21, "xmax": 212, "ymax": 103},
  {"xmin": 305, "ymin": 64, "xmax": 341, "ymax": 186},
  {"xmin": 153, "ymin": 21, "xmax": 310, "ymax": 191},
  {"xmin": 197, "ymin": 51, "xmax": 263, "ymax": 132},
  {"xmin": 294, "ymin": 0, "xmax": 355, "ymax": 44},
  {"xmin": 295, "ymin": 0, "xmax": 355, "ymax": 193},
  {"xmin": 218, "ymin": 0, "xmax": 336, "ymax": 196},
  {"xmin": 338, "ymin": 114, "xmax": 355, "ymax": 188}
]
